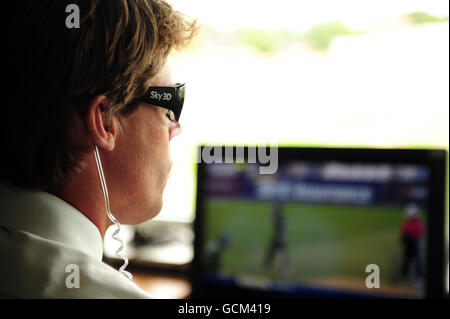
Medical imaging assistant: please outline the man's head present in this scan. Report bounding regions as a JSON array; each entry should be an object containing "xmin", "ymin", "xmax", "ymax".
[
  {"xmin": 0, "ymin": 0, "xmax": 197, "ymax": 225},
  {"xmin": 404, "ymin": 203, "xmax": 419, "ymax": 219},
  {"xmin": 91, "ymin": 61, "xmax": 183, "ymax": 224}
]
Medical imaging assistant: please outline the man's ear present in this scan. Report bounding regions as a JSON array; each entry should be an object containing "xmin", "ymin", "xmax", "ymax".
[{"xmin": 86, "ymin": 95, "xmax": 118, "ymax": 151}]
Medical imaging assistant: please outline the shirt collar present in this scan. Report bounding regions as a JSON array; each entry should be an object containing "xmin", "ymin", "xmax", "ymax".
[{"xmin": 0, "ymin": 182, "xmax": 103, "ymax": 261}]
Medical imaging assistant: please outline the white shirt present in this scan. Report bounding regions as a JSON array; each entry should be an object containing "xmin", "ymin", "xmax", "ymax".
[{"xmin": 0, "ymin": 182, "xmax": 151, "ymax": 298}]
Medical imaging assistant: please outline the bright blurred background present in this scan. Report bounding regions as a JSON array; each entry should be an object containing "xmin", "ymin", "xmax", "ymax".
[{"xmin": 152, "ymin": 0, "xmax": 449, "ymax": 223}]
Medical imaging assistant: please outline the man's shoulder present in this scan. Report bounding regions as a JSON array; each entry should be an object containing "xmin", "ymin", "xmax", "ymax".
[{"xmin": 0, "ymin": 227, "xmax": 151, "ymax": 299}]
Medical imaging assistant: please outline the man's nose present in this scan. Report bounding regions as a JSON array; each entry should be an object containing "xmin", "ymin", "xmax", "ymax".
[{"xmin": 169, "ymin": 121, "xmax": 182, "ymax": 140}]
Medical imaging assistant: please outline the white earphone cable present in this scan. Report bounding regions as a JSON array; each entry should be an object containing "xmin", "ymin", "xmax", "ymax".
[{"xmin": 93, "ymin": 145, "xmax": 132, "ymax": 280}]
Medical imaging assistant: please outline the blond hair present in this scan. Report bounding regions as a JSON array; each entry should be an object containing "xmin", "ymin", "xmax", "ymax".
[{"xmin": 0, "ymin": 0, "xmax": 197, "ymax": 190}]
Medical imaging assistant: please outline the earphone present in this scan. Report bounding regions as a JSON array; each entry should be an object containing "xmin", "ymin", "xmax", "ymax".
[{"xmin": 93, "ymin": 145, "xmax": 132, "ymax": 280}]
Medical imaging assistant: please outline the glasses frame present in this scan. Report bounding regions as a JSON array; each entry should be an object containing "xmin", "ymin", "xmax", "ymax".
[{"xmin": 139, "ymin": 82, "xmax": 185, "ymax": 122}]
